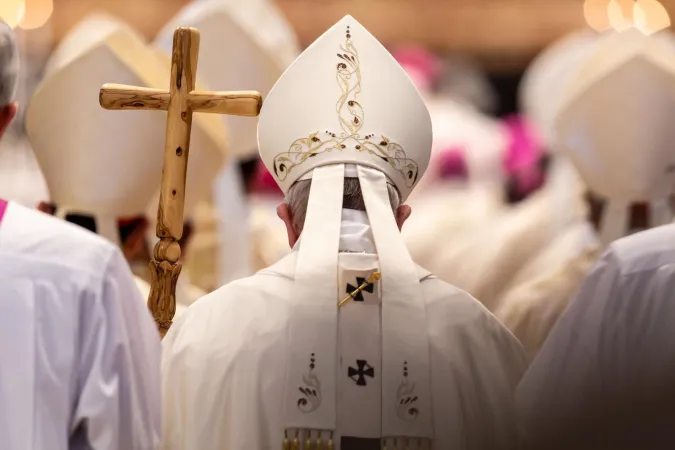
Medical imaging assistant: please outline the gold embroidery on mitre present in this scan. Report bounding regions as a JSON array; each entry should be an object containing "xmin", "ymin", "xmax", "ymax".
[{"xmin": 273, "ymin": 25, "xmax": 420, "ymax": 187}]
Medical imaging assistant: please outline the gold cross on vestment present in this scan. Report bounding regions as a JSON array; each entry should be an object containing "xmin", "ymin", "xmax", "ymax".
[{"xmin": 99, "ymin": 27, "xmax": 262, "ymax": 337}]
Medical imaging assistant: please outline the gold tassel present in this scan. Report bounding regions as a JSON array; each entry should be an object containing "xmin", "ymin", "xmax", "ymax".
[
  {"xmin": 315, "ymin": 436, "xmax": 323, "ymax": 450},
  {"xmin": 292, "ymin": 435, "xmax": 300, "ymax": 450},
  {"xmin": 282, "ymin": 430, "xmax": 290, "ymax": 450},
  {"xmin": 305, "ymin": 435, "xmax": 312, "ymax": 450}
]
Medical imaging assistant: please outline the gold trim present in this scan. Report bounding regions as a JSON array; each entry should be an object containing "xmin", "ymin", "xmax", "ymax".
[
  {"xmin": 338, "ymin": 271, "xmax": 381, "ymax": 307},
  {"xmin": 273, "ymin": 25, "xmax": 419, "ymax": 187}
]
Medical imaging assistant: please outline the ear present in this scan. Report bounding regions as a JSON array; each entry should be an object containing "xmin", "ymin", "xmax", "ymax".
[
  {"xmin": 122, "ymin": 219, "xmax": 150, "ymax": 262},
  {"xmin": 37, "ymin": 201, "xmax": 56, "ymax": 215},
  {"xmin": 395, "ymin": 204, "xmax": 412, "ymax": 231},
  {"xmin": 277, "ymin": 203, "xmax": 299, "ymax": 248},
  {"xmin": 0, "ymin": 103, "xmax": 17, "ymax": 140}
]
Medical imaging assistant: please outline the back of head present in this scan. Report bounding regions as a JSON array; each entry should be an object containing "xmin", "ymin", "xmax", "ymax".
[
  {"xmin": 0, "ymin": 20, "xmax": 18, "ymax": 109},
  {"xmin": 0, "ymin": 19, "xmax": 19, "ymax": 137},
  {"xmin": 555, "ymin": 28, "xmax": 675, "ymax": 244}
]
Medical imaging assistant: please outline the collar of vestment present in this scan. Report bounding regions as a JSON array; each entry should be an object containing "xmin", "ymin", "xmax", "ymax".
[{"xmin": 293, "ymin": 208, "xmax": 376, "ymax": 254}]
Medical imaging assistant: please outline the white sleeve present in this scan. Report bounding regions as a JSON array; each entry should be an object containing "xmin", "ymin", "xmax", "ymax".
[
  {"xmin": 515, "ymin": 249, "xmax": 621, "ymax": 447},
  {"xmin": 69, "ymin": 247, "xmax": 161, "ymax": 450},
  {"xmin": 158, "ymin": 304, "xmax": 197, "ymax": 450}
]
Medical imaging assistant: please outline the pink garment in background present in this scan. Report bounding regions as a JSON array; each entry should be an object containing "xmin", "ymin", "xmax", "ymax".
[
  {"xmin": 0, "ymin": 198, "xmax": 7, "ymax": 225},
  {"xmin": 392, "ymin": 46, "xmax": 442, "ymax": 92},
  {"xmin": 437, "ymin": 146, "xmax": 469, "ymax": 180},
  {"xmin": 253, "ymin": 160, "xmax": 283, "ymax": 196},
  {"xmin": 501, "ymin": 115, "xmax": 545, "ymax": 196}
]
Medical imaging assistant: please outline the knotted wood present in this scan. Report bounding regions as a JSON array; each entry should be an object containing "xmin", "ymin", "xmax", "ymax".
[{"xmin": 99, "ymin": 27, "xmax": 262, "ymax": 336}]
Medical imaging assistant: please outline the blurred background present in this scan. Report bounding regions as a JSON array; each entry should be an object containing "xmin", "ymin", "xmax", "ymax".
[{"xmin": 1, "ymin": 0, "xmax": 671, "ymax": 122}]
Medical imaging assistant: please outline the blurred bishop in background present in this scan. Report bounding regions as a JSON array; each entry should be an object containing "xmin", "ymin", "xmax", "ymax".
[
  {"xmin": 0, "ymin": 19, "xmax": 161, "ymax": 450},
  {"xmin": 26, "ymin": 12, "xmax": 224, "ymax": 315}
]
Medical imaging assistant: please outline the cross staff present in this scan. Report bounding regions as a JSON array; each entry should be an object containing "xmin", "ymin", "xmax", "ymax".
[{"xmin": 99, "ymin": 27, "xmax": 262, "ymax": 337}]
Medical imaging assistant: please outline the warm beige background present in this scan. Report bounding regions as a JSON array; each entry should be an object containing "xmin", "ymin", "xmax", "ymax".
[{"xmin": 24, "ymin": 0, "xmax": 675, "ymax": 70}]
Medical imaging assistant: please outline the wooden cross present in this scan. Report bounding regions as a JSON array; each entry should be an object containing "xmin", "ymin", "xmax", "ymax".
[{"xmin": 99, "ymin": 27, "xmax": 262, "ymax": 337}]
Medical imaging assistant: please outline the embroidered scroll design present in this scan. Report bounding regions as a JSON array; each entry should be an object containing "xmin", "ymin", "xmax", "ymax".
[
  {"xmin": 297, "ymin": 353, "xmax": 322, "ymax": 413},
  {"xmin": 396, "ymin": 361, "xmax": 419, "ymax": 421},
  {"xmin": 273, "ymin": 24, "xmax": 419, "ymax": 186}
]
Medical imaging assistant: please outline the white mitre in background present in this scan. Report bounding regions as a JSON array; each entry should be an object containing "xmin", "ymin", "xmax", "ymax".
[
  {"xmin": 26, "ymin": 14, "xmax": 226, "ymax": 309},
  {"xmin": 520, "ymin": 29, "xmax": 603, "ymax": 148},
  {"xmin": 557, "ymin": 28, "xmax": 675, "ymax": 243},
  {"xmin": 28, "ymin": 13, "xmax": 168, "ymax": 247}
]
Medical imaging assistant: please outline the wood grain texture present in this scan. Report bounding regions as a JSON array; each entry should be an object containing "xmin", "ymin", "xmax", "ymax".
[
  {"xmin": 100, "ymin": 84, "xmax": 170, "ymax": 111},
  {"xmin": 188, "ymin": 90, "xmax": 263, "ymax": 117},
  {"xmin": 158, "ymin": 27, "xmax": 200, "ymax": 240},
  {"xmin": 148, "ymin": 259, "xmax": 182, "ymax": 338}
]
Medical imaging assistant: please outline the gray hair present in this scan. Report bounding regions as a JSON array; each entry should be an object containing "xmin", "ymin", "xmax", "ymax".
[
  {"xmin": 285, "ymin": 177, "xmax": 402, "ymax": 232},
  {"xmin": 0, "ymin": 20, "xmax": 19, "ymax": 108}
]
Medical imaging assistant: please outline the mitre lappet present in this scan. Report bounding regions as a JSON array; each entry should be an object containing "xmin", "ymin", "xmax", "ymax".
[{"xmin": 258, "ymin": 15, "xmax": 434, "ymax": 446}]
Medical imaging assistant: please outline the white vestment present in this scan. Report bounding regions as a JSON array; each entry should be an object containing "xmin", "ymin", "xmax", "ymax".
[
  {"xmin": 493, "ymin": 219, "xmax": 600, "ymax": 359},
  {"xmin": 516, "ymin": 223, "xmax": 675, "ymax": 448},
  {"xmin": 0, "ymin": 201, "xmax": 160, "ymax": 450},
  {"xmin": 491, "ymin": 158, "xmax": 601, "ymax": 358},
  {"xmin": 407, "ymin": 158, "xmax": 588, "ymax": 312},
  {"xmin": 161, "ymin": 210, "xmax": 527, "ymax": 449}
]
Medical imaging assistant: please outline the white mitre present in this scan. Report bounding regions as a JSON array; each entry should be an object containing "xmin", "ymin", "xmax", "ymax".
[
  {"xmin": 520, "ymin": 29, "xmax": 602, "ymax": 147},
  {"xmin": 26, "ymin": 13, "xmax": 227, "ymax": 247},
  {"xmin": 259, "ymin": 15, "xmax": 433, "ymax": 442},
  {"xmin": 43, "ymin": 12, "xmax": 136, "ymax": 75},
  {"xmin": 556, "ymin": 28, "xmax": 675, "ymax": 245}
]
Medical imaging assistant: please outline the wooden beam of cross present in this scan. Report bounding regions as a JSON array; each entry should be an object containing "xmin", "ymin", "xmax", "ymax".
[{"xmin": 99, "ymin": 27, "xmax": 262, "ymax": 337}]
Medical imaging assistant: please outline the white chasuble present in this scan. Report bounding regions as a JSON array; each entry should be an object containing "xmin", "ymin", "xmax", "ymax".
[
  {"xmin": 160, "ymin": 217, "xmax": 527, "ymax": 450},
  {"xmin": 0, "ymin": 201, "xmax": 161, "ymax": 450}
]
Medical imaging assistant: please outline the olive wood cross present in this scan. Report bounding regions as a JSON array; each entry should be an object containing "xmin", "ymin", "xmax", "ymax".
[{"xmin": 99, "ymin": 27, "xmax": 262, "ymax": 337}]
